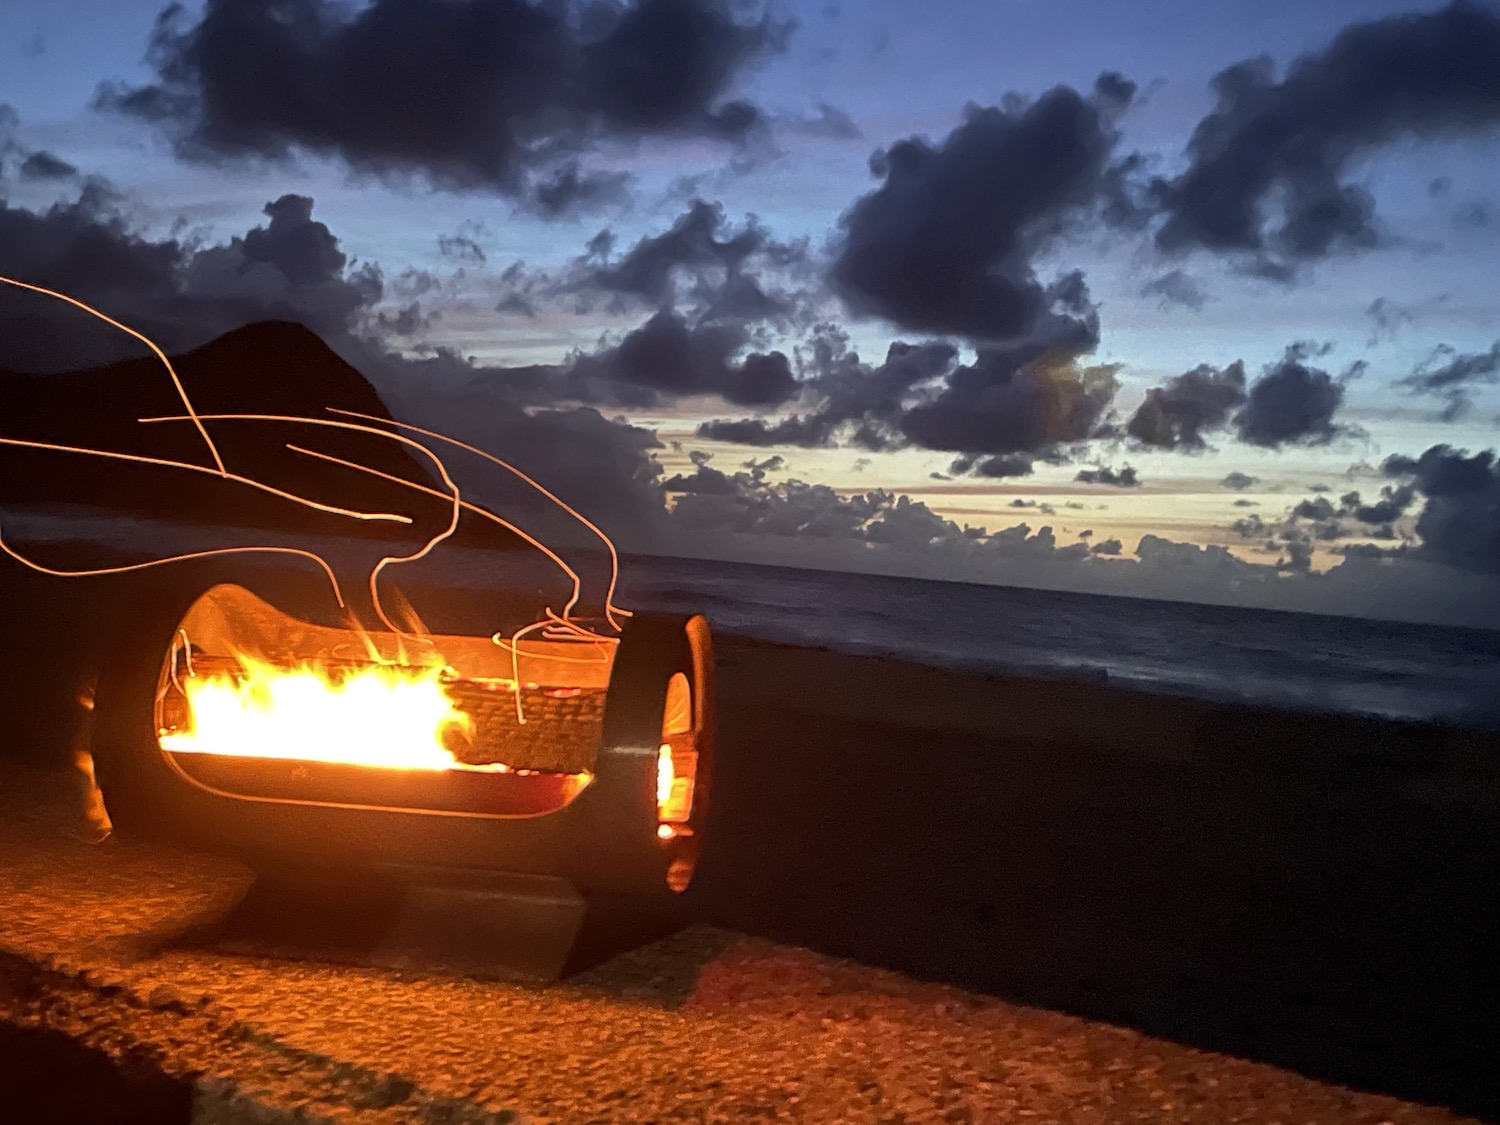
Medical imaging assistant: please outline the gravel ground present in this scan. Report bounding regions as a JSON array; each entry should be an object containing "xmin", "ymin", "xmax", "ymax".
[{"xmin": 0, "ymin": 760, "xmax": 1480, "ymax": 1125}]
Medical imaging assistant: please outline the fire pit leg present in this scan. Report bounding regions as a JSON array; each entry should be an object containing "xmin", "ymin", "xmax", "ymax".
[
  {"xmin": 389, "ymin": 874, "xmax": 589, "ymax": 982},
  {"xmin": 207, "ymin": 868, "xmax": 590, "ymax": 982}
]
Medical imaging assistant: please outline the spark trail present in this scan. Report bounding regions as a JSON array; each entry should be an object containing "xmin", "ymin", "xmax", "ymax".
[{"xmin": 1, "ymin": 275, "xmax": 633, "ymax": 723}]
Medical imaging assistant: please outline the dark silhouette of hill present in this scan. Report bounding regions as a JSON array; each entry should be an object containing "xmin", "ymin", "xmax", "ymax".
[{"xmin": 0, "ymin": 322, "xmax": 449, "ymax": 542}]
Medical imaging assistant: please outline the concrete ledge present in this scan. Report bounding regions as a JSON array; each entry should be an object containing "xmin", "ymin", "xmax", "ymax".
[
  {"xmin": 0, "ymin": 759, "xmax": 1482, "ymax": 1124},
  {"xmin": 1, "ymin": 951, "xmax": 514, "ymax": 1124}
]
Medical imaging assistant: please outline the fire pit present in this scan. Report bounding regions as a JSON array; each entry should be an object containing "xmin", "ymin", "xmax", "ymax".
[{"xmin": 86, "ymin": 575, "xmax": 713, "ymax": 976}]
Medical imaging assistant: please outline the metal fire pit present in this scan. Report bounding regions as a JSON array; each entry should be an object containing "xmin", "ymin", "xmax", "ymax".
[{"xmin": 88, "ymin": 574, "xmax": 714, "ymax": 979}]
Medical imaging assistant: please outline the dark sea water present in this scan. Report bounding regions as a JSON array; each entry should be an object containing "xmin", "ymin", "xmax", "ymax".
[
  {"xmin": 6, "ymin": 507, "xmax": 1498, "ymax": 730},
  {"xmin": 616, "ymin": 554, "xmax": 1500, "ymax": 731}
]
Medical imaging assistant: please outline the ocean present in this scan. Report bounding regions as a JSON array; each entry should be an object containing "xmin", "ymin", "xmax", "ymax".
[
  {"xmin": 616, "ymin": 554, "xmax": 1500, "ymax": 731},
  {"xmin": 5, "ymin": 507, "xmax": 1498, "ymax": 730}
]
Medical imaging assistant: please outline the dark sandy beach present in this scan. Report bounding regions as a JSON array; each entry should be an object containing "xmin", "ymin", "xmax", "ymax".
[{"xmin": 1, "ymin": 554, "xmax": 1497, "ymax": 1122}]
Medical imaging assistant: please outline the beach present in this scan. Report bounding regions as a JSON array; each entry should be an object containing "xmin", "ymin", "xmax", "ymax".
[{"xmin": 1, "ymin": 558, "xmax": 1497, "ymax": 1121}]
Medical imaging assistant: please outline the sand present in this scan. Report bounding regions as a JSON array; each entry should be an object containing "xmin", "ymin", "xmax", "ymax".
[{"xmin": 1, "ymin": 555, "xmax": 1498, "ymax": 1122}]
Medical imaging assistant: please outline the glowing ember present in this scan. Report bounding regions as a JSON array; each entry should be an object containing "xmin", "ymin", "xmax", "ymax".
[
  {"xmin": 160, "ymin": 656, "xmax": 501, "ymax": 772},
  {"xmin": 658, "ymin": 743, "xmax": 677, "ymax": 809},
  {"xmin": 656, "ymin": 740, "xmax": 696, "ymax": 825}
]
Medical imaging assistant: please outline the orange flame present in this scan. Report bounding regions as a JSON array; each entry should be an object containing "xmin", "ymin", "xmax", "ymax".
[{"xmin": 161, "ymin": 653, "xmax": 499, "ymax": 773}]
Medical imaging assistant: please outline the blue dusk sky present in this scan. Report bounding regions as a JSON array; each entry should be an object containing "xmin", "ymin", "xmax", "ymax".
[{"xmin": 2, "ymin": 0, "xmax": 1499, "ymax": 625}]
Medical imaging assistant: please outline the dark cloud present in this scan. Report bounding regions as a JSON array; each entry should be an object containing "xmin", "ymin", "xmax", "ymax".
[
  {"xmin": 238, "ymin": 194, "xmax": 346, "ymax": 286},
  {"xmin": 96, "ymin": 0, "xmax": 789, "ymax": 201},
  {"xmin": 391, "ymin": 267, "xmax": 440, "ymax": 299},
  {"xmin": 489, "ymin": 259, "xmax": 559, "ymax": 318},
  {"xmin": 1291, "ymin": 495, "xmax": 1337, "ymax": 521},
  {"xmin": 1232, "ymin": 498, "xmax": 1258, "ymax": 507},
  {"xmin": 375, "ymin": 301, "xmax": 432, "ymax": 336},
  {"xmin": 414, "ymin": 203, "xmax": 823, "ymax": 409},
  {"xmin": 1075, "ymin": 464, "xmax": 1140, "ymax": 487},
  {"xmin": 1380, "ymin": 444, "xmax": 1500, "ymax": 572},
  {"xmin": 577, "ymin": 0, "xmax": 787, "ymax": 135},
  {"xmin": 698, "ymin": 335, "xmax": 957, "ymax": 449},
  {"xmin": 1090, "ymin": 537, "xmax": 1123, "ymax": 556},
  {"xmin": 830, "ymin": 78, "xmax": 1133, "ymax": 342},
  {"xmin": 571, "ymin": 309, "xmax": 796, "ymax": 406},
  {"xmin": 662, "ymin": 464, "xmax": 738, "ymax": 493},
  {"xmin": 900, "ymin": 345, "xmax": 1120, "ymax": 455},
  {"xmin": 950, "ymin": 452, "xmax": 1034, "ymax": 479},
  {"xmin": 695, "ymin": 416, "xmax": 794, "ymax": 446},
  {"xmin": 1310, "ymin": 520, "xmax": 1349, "ymax": 541},
  {"xmin": 1280, "ymin": 537, "xmax": 1315, "ymax": 572},
  {"xmin": 1381, "ymin": 451, "xmax": 1420, "ymax": 477},
  {"xmin": 702, "ymin": 332, "xmax": 1120, "ymax": 461},
  {"xmin": 742, "ymin": 454, "xmax": 783, "ymax": 475},
  {"xmin": 438, "ymin": 233, "xmax": 486, "ymax": 264},
  {"xmin": 981, "ymin": 523, "xmax": 1084, "ymax": 561},
  {"xmin": 1092, "ymin": 71, "xmax": 1138, "ymax": 113},
  {"xmin": 1351, "ymin": 483, "xmax": 1417, "ymax": 525},
  {"xmin": 669, "ymin": 471, "xmax": 973, "ymax": 549},
  {"xmin": 1127, "ymin": 360, "xmax": 1246, "ymax": 450},
  {"xmin": 0, "ymin": 186, "xmax": 178, "ymax": 306},
  {"xmin": 527, "ymin": 161, "xmax": 633, "ymax": 217},
  {"xmin": 1398, "ymin": 339, "xmax": 1500, "ymax": 420},
  {"xmin": 1139, "ymin": 268, "xmax": 1209, "ymax": 310},
  {"xmin": 0, "ymin": 180, "xmax": 789, "ymax": 413},
  {"xmin": 1154, "ymin": 3, "xmax": 1500, "ymax": 271},
  {"xmin": 1220, "ymin": 471, "xmax": 1258, "ymax": 490},
  {"xmin": 586, "ymin": 199, "xmax": 808, "ymax": 322},
  {"xmin": 1233, "ymin": 344, "xmax": 1356, "ymax": 447},
  {"xmin": 0, "ymin": 104, "xmax": 20, "ymax": 173},
  {"xmin": 810, "ymin": 338, "xmax": 961, "ymax": 450},
  {"xmin": 1098, "ymin": 150, "xmax": 1155, "ymax": 233},
  {"xmin": 1233, "ymin": 511, "xmax": 1335, "ymax": 566},
  {"xmin": 1365, "ymin": 296, "xmax": 1414, "ymax": 343},
  {"xmin": 0, "ymin": 186, "xmax": 380, "ymax": 371},
  {"xmin": 724, "ymin": 350, "xmax": 798, "ymax": 404},
  {"xmin": 1236, "ymin": 481, "xmax": 1419, "ymax": 566},
  {"xmin": 1230, "ymin": 512, "xmax": 1270, "ymax": 539},
  {"xmin": 18, "ymin": 151, "xmax": 78, "ymax": 181}
]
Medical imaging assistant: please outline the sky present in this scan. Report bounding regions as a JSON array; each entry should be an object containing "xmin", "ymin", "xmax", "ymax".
[{"xmin": 1, "ymin": 0, "xmax": 1499, "ymax": 625}]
